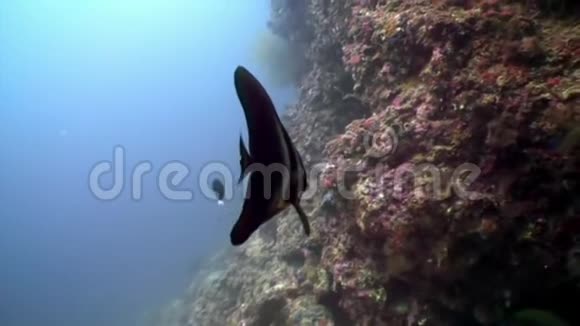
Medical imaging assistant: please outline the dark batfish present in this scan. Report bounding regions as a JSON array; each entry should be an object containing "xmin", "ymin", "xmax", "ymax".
[
  {"xmin": 230, "ymin": 65, "xmax": 311, "ymax": 246},
  {"xmin": 211, "ymin": 178, "xmax": 225, "ymax": 205}
]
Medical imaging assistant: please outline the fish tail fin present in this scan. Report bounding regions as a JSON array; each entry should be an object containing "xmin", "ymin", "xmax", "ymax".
[{"xmin": 292, "ymin": 201, "xmax": 311, "ymax": 236}]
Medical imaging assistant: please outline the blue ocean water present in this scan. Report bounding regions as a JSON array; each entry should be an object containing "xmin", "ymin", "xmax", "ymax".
[{"xmin": 0, "ymin": 1, "xmax": 296, "ymax": 325}]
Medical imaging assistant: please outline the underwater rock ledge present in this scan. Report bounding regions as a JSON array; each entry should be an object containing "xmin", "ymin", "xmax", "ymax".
[{"xmin": 159, "ymin": 1, "xmax": 580, "ymax": 325}]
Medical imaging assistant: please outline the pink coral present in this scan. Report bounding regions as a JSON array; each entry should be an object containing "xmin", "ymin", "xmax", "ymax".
[
  {"xmin": 431, "ymin": 47, "xmax": 445, "ymax": 64},
  {"xmin": 416, "ymin": 103, "xmax": 435, "ymax": 120},
  {"xmin": 391, "ymin": 95, "xmax": 405, "ymax": 110},
  {"xmin": 379, "ymin": 63, "xmax": 393, "ymax": 78},
  {"xmin": 349, "ymin": 54, "xmax": 362, "ymax": 65}
]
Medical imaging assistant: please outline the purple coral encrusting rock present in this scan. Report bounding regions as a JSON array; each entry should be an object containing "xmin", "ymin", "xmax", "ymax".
[{"xmin": 158, "ymin": 1, "xmax": 580, "ymax": 325}]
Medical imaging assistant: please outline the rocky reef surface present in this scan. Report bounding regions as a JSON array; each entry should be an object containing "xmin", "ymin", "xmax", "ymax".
[{"xmin": 157, "ymin": 1, "xmax": 580, "ymax": 325}]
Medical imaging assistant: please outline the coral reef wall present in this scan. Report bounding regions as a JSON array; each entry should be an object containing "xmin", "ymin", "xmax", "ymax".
[{"xmin": 159, "ymin": 1, "xmax": 580, "ymax": 325}]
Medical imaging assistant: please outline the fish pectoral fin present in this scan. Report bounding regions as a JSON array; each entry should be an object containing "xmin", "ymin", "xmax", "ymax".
[
  {"xmin": 292, "ymin": 201, "xmax": 311, "ymax": 236},
  {"xmin": 277, "ymin": 200, "xmax": 289, "ymax": 210},
  {"xmin": 238, "ymin": 136, "xmax": 252, "ymax": 184},
  {"xmin": 265, "ymin": 200, "xmax": 289, "ymax": 220},
  {"xmin": 237, "ymin": 171, "xmax": 246, "ymax": 184}
]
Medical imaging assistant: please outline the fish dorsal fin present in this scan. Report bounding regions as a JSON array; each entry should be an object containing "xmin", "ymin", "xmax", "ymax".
[{"xmin": 238, "ymin": 135, "xmax": 252, "ymax": 184}]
